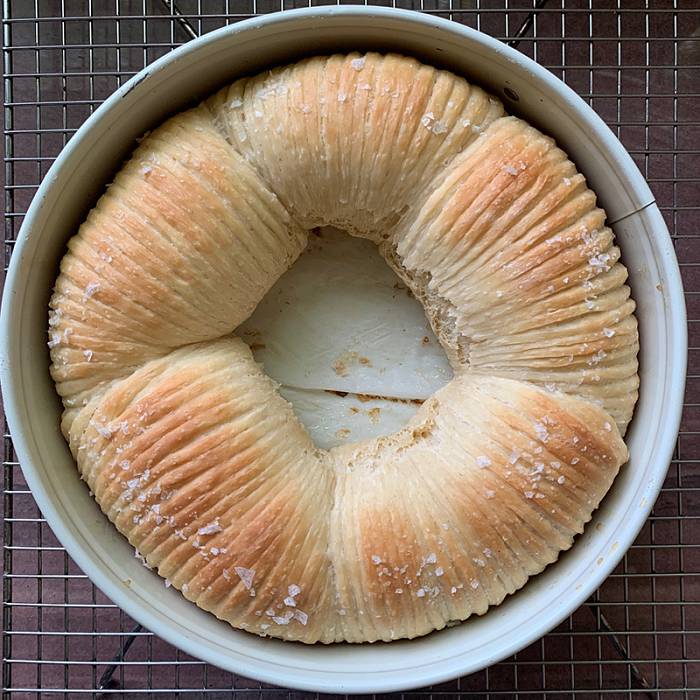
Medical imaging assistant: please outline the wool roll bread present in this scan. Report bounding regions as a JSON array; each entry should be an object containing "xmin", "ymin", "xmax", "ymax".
[{"xmin": 49, "ymin": 52, "xmax": 638, "ymax": 644}]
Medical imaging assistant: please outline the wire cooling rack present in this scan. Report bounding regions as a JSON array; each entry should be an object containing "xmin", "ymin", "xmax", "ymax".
[{"xmin": 2, "ymin": 1, "xmax": 699, "ymax": 697}]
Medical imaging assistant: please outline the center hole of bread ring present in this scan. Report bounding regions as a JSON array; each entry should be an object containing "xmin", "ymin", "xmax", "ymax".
[{"xmin": 238, "ymin": 227, "xmax": 453, "ymax": 449}]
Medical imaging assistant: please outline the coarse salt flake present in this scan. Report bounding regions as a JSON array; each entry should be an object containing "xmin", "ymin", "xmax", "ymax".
[
  {"xmin": 350, "ymin": 57, "xmax": 365, "ymax": 70},
  {"xmin": 293, "ymin": 610, "xmax": 308, "ymax": 625},
  {"xmin": 83, "ymin": 282, "xmax": 100, "ymax": 301},
  {"xmin": 272, "ymin": 610, "xmax": 294, "ymax": 625},
  {"xmin": 476, "ymin": 455, "xmax": 491, "ymax": 468},
  {"xmin": 234, "ymin": 566, "xmax": 255, "ymax": 590},
  {"xmin": 197, "ymin": 520, "xmax": 222, "ymax": 536}
]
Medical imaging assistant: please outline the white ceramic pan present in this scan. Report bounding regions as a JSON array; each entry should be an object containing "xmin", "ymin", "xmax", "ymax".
[{"xmin": 0, "ymin": 6, "xmax": 687, "ymax": 693}]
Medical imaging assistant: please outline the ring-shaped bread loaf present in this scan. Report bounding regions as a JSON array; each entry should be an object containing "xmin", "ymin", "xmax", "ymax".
[{"xmin": 49, "ymin": 52, "xmax": 638, "ymax": 644}]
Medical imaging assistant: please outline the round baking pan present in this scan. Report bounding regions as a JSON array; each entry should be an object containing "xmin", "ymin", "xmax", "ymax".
[{"xmin": 0, "ymin": 6, "xmax": 686, "ymax": 693}]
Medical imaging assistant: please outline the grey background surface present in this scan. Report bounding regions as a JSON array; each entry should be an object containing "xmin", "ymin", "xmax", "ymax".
[{"xmin": 2, "ymin": 1, "xmax": 699, "ymax": 697}]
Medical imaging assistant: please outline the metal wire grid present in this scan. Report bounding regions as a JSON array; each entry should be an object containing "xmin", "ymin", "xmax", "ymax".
[{"xmin": 1, "ymin": 0, "xmax": 698, "ymax": 697}]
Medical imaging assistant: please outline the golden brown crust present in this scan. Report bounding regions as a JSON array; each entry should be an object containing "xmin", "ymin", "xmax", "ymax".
[
  {"xmin": 49, "ymin": 106, "xmax": 306, "ymax": 420},
  {"xmin": 49, "ymin": 53, "xmax": 638, "ymax": 644},
  {"xmin": 206, "ymin": 52, "xmax": 503, "ymax": 239},
  {"xmin": 391, "ymin": 116, "xmax": 639, "ymax": 433}
]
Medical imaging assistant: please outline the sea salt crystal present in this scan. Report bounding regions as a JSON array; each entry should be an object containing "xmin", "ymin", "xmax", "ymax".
[
  {"xmin": 533, "ymin": 421, "xmax": 549, "ymax": 443},
  {"xmin": 524, "ymin": 491, "xmax": 535, "ymax": 499},
  {"xmin": 588, "ymin": 349, "xmax": 607, "ymax": 366},
  {"xmin": 603, "ymin": 327, "xmax": 616, "ymax": 337},
  {"xmin": 470, "ymin": 580, "xmax": 479, "ymax": 589},
  {"xmin": 164, "ymin": 579, "xmax": 171, "ymax": 588},
  {"xmin": 604, "ymin": 422, "xmax": 612, "ymax": 432},
  {"xmin": 229, "ymin": 98, "xmax": 243, "ymax": 108},
  {"xmin": 284, "ymin": 596, "xmax": 297, "ymax": 607},
  {"xmin": 293, "ymin": 610, "xmax": 308, "ymax": 625},
  {"xmin": 476, "ymin": 455, "xmax": 491, "ymax": 468},
  {"xmin": 288, "ymin": 584, "xmax": 301, "ymax": 597},
  {"xmin": 589, "ymin": 253, "xmax": 611, "ymax": 272},
  {"xmin": 425, "ymin": 552, "xmax": 437, "ymax": 565},
  {"xmin": 557, "ymin": 475, "xmax": 566, "ymax": 484},
  {"xmin": 234, "ymin": 566, "xmax": 255, "ymax": 590},
  {"xmin": 431, "ymin": 121, "xmax": 448, "ymax": 135},
  {"xmin": 272, "ymin": 610, "xmax": 295, "ymax": 625},
  {"xmin": 502, "ymin": 164, "xmax": 518, "ymax": 176},
  {"xmin": 371, "ymin": 555, "xmax": 382, "ymax": 565},
  {"xmin": 350, "ymin": 57, "xmax": 365, "ymax": 70},
  {"xmin": 416, "ymin": 588, "xmax": 426, "ymax": 598},
  {"xmin": 83, "ymin": 349, "xmax": 93, "ymax": 362},
  {"xmin": 197, "ymin": 520, "xmax": 222, "ymax": 536},
  {"xmin": 435, "ymin": 567, "xmax": 444, "ymax": 577},
  {"xmin": 83, "ymin": 282, "xmax": 100, "ymax": 301}
]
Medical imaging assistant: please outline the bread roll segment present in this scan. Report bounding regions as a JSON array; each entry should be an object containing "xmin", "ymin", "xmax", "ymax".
[
  {"xmin": 49, "ymin": 105, "xmax": 307, "ymax": 429},
  {"xmin": 48, "ymin": 53, "xmax": 638, "ymax": 643},
  {"xmin": 66, "ymin": 338, "xmax": 625, "ymax": 644},
  {"xmin": 207, "ymin": 52, "xmax": 503, "ymax": 239},
  {"xmin": 390, "ymin": 116, "xmax": 639, "ymax": 433}
]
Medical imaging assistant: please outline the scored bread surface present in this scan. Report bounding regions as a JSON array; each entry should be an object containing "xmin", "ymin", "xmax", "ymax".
[{"xmin": 48, "ymin": 52, "xmax": 639, "ymax": 644}]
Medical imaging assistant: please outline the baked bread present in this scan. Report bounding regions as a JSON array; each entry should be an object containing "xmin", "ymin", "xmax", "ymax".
[{"xmin": 48, "ymin": 52, "xmax": 638, "ymax": 644}]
